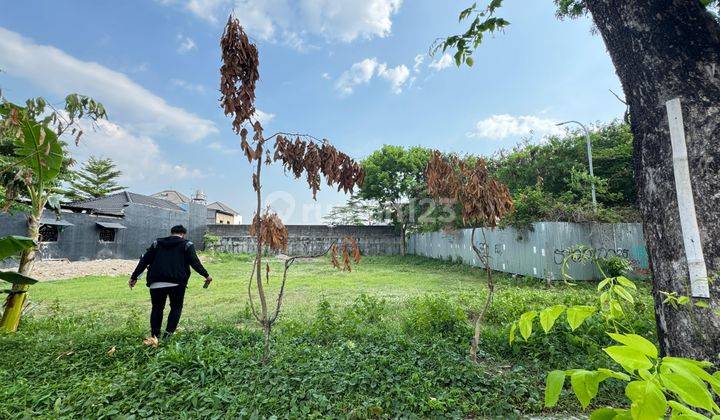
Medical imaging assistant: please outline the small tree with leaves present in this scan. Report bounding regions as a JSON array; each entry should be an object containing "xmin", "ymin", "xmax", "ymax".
[
  {"xmin": 323, "ymin": 195, "xmax": 377, "ymax": 226},
  {"xmin": 426, "ymin": 150, "xmax": 513, "ymax": 363},
  {"xmin": 220, "ymin": 17, "xmax": 364, "ymax": 362},
  {"xmin": 358, "ymin": 145, "xmax": 432, "ymax": 255},
  {"xmin": 66, "ymin": 156, "xmax": 125, "ymax": 201},
  {"xmin": 0, "ymin": 94, "xmax": 106, "ymax": 331}
]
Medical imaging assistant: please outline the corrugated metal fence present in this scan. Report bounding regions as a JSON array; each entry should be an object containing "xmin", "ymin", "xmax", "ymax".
[{"xmin": 407, "ymin": 222, "xmax": 648, "ymax": 281}]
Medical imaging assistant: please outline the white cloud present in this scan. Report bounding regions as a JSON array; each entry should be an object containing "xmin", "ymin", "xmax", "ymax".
[
  {"xmin": 73, "ymin": 119, "xmax": 203, "ymax": 183},
  {"xmin": 335, "ymin": 58, "xmax": 379, "ymax": 95},
  {"xmin": 298, "ymin": 0, "xmax": 402, "ymax": 43},
  {"xmin": 161, "ymin": 0, "xmax": 402, "ymax": 48},
  {"xmin": 177, "ymin": 34, "xmax": 197, "ymax": 53},
  {"xmin": 185, "ymin": 0, "xmax": 228, "ymax": 23},
  {"xmin": 321, "ymin": 72, "xmax": 331, "ymax": 80},
  {"xmin": 253, "ymin": 109, "xmax": 275, "ymax": 125},
  {"xmin": 335, "ymin": 58, "xmax": 409, "ymax": 95},
  {"xmin": 467, "ymin": 114, "xmax": 565, "ymax": 140},
  {"xmin": 413, "ymin": 54, "xmax": 424, "ymax": 73},
  {"xmin": 377, "ymin": 63, "xmax": 409, "ymax": 94},
  {"xmin": 129, "ymin": 62, "xmax": 149, "ymax": 73},
  {"xmin": 281, "ymin": 30, "xmax": 314, "ymax": 52},
  {"xmin": 0, "ymin": 26, "xmax": 217, "ymax": 142},
  {"xmin": 429, "ymin": 53, "xmax": 453, "ymax": 71},
  {"xmin": 170, "ymin": 78, "xmax": 207, "ymax": 94},
  {"xmin": 207, "ymin": 141, "xmax": 223, "ymax": 150}
]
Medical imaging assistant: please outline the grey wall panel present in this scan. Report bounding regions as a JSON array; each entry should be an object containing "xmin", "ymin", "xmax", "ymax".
[
  {"xmin": 207, "ymin": 224, "xmax": 402, "ymax": 256},
  {"xmin": 0, "ymin": 203, "xmax": 208, "ymax": 262},
  {"xmin": 408, "ymin": 222, "xmax": 648, "ymax": 281}
]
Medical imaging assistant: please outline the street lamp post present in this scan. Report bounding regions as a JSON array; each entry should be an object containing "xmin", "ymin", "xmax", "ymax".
[{"xmin": 557, "ymin": 120, "xmax": 597, "ymax": 211}]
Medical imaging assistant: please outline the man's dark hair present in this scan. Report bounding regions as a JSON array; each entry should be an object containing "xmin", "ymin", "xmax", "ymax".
[{"xmin": 171, "ymin": 225, "xmax": 187, "ymax": 235}]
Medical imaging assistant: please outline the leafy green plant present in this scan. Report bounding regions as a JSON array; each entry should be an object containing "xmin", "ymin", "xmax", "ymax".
[
  {"xmin": 202, "ymin": 234, "xmax": 220, "ymax": 256},
  {"xmin": 544, "ymin": 334, "xmax": 720, "ymax": 419},
  {"xmin": 0, "ymin": 235, "xmax": 39, "ymax": 288},
  {"xmin": 509, "ymin": 260, "xmax": 720, "ymax": 418},
  {"xmin": 403, "ymin": 294, "xmax": 470, "ymax": 339},
  {"xmin": 601, "ymin": 255, "xmax": 633, "ymax": 278}
]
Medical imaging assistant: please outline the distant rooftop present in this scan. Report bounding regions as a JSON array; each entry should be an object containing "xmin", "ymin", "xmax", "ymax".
[
  {"xmin": 151, "ymin": 190, "xmax": 191, "ymax": 205},
  {"xmin": 65, "ymin": 191, "xmax": 184, "ymax": 215},
  {"xmin": 207, "ymin": 201, "xmax": 239, "ymax": 216}
]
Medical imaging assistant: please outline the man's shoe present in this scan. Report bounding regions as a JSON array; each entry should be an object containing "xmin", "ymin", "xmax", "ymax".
[{"xmin": 162, "ymin": 331, "xmax": 174, "ymax": 340}]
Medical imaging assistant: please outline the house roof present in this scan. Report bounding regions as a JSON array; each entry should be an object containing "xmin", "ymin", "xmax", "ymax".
[
  {"xmin": 65, "ymin": 192, "xmax": 184, "ymax": 215},
  {"xmin": 151, "ymin": 190, "xmax": 191, "ymax": 205},
  {"xmin": 207, "ymin": 201, "xmax": 239, "ymax": 215}
]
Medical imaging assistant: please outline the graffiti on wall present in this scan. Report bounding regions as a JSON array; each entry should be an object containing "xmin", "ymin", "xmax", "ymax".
[{"xmin": 553, "ymin": 247, "xmax": 630, "ymax": 266}]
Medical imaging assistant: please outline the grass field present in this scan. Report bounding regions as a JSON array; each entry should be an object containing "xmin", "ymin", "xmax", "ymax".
[{"xmin": 0, "ymin": 254, "xmax": 655, "ymax": 418}]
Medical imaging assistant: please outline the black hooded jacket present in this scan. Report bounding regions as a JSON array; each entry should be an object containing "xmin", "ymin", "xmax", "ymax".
[{"xmin": 131, "ymin": 236, "xmax": 209, "ymax": 286}]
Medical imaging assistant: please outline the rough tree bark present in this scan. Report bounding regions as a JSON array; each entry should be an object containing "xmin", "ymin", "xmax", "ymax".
[{"xmin": 585, "ymin": 0, "xmax": 720, "ymax": 361}]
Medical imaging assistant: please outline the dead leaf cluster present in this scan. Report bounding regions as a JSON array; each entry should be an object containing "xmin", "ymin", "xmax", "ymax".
[
  {"xmin": 249, "ymin": 209, "xmax": 289, "ymax": 252},
  {"xmin": 330, "ymin": 237, "xmax": 362, "ymax": 271},
  {"xmin": 274, "ymin": 136, "xmax": 364, "ymax": 199},
  {"xmin": 426, "ymin": 150, "xmax": 513, "ymax": 227},
  {"xmin": 220, "ymin": 16, "xmax": 259, "ymax": 133}
]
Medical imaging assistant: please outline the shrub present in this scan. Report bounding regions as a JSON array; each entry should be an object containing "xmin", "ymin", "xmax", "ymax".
[
  {"xmin": 403, "ymin": 294, "xmax": 470, "ymax": 339},
  {"xmin": 344, "ymin": 294, "xmax": 386, "ymax": 324},
  {"xmin": 598, "ymin": 255, "xmax": 632, "ymax": 277}
]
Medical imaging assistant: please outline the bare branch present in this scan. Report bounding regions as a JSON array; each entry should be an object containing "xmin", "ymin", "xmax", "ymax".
[
  {"xmin": 608, "ymin": 89, "xmax": 627, "ymax": 105},
  {"xmin": 269, "ymin": 242, "xmax": 336, "ymax": 325}
]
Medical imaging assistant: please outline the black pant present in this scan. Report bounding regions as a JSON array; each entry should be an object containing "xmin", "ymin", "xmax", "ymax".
[{"xmin": 149, "ymin": 285, "xmax": 186, "ymax": 337}]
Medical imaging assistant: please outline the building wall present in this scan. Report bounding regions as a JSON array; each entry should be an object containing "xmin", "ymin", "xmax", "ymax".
[
  {"xmin": 0, "ymin": 202, "xmax": 207, "ymax": 262},
  {"xmin": 408, "ymin": 222, "xmax": 648, "ymax": 281},
  {"xmin": 214, "ymin": 212, "xmax": 234, "ymax": 225},
  {"xmin": 206, "ymin": 224, "xmax": 402, "ymax": 256}
]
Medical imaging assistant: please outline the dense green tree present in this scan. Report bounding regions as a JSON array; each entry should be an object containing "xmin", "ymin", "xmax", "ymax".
[
  {"xmin": 323, "ymin": 195, "xmax": 377, "ymax": 226},
  {"xmin": 66, "ymin": 156, "xmax": 125, "ymax": 201},
  {"xmin": 358, "ymin": 145, "xmax": 433, "ymax": 255},
  {"xmin": 491, "ymin": 121, "xmax": 635, "ymax": 206},
  {"xmin": 490, "ymin": 121, "xmax": 639, "ymax": 227},
  {"xmin": 439, "ymin": 0, "xmax": 720, "ymax": 362}
]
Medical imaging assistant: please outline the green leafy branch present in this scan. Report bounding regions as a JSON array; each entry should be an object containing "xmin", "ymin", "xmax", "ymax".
[
  {"xmin": 545, "ymin": 333, "xmax": 720, "ymax": 419},
  {"xmin": 437, "ymin": 1, "xmax": 720, "ymax": 70},
  {"xmin": 508, "ymin": 262, "xmax": 720, "ymax": 418},
  {"xmin": 430, "ymin": 0, "xmax": 509, "ymax": 67}
]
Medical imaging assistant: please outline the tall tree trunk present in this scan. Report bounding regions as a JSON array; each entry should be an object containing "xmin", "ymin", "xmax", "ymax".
[
  {"xmin": 0, "ymin": 202, "xmax": 43, "ymax": 332},
  {"xmin": 253, "ymin": 153, "xmax": 271, "ymax": 363},
  {"xmin": 469, "ymin": 227, "xmax": 494, "ymax": 364},
  {"xmin": 586, "ymin": 0, "xmax": 720, "ymax": 361},
  {"xmin": 400, "ymin": 223, "xmax": 407, "ymax": 256}
]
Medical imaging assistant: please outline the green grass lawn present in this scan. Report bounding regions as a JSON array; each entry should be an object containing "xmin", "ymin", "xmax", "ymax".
[{"xmin": 0, "ymin": 255, "xmax": 655, "ymax": 418}]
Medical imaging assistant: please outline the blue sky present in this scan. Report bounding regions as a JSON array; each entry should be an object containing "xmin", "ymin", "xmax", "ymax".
[{"xmin": 0, "ymin": 1, "xmax": 624, "ymax": 223}]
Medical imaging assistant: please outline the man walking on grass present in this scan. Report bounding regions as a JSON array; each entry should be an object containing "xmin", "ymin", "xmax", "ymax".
[{"xmin": 130, "ymin": 225, "xmax": 212, "ymax": 339}]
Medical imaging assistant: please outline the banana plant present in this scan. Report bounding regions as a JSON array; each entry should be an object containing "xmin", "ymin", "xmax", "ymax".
[
  {"xmin": 0, "ymin": 95, "xmax": 106, "ymax": 332},
  {"xmin": 0, "ymin": 236, "xmax": 39, "ymax": 322}
]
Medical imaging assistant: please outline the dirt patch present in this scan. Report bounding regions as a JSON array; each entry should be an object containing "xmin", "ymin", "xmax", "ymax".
[
  {"xmin": 7, "ymin": 259, "xmax": 138, "ymax": 281},
  {"xmin": 2, "ymin": 255, "xmax": 213, "ymax": 281}
]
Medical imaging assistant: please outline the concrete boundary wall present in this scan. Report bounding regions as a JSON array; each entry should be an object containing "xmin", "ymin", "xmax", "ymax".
[
  {"xmin": 206, "ymin": 224, "xmax": 402, "ymax": 256},
  {"xmin": 408, "ymin": 222, "xmax": 648, "ymax": 281},
  {"xmin": 0, "ymin": 202, "xmax": 207, "ymax": 262}
]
